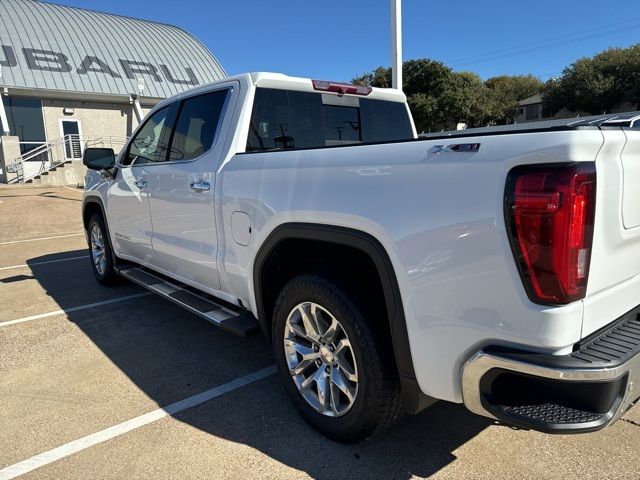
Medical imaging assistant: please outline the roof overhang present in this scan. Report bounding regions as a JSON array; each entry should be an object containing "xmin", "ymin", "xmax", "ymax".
[{"xmin": 1, "ymin": 86, "xmax": 161, "ymax": 108}]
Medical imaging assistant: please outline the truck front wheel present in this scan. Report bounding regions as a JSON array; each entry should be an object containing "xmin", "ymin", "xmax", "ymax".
[
  {"xmin": 272, "ymin": 273, "xmax": 404, "ymax": 443},
  {"xmin": 87, "ymin": 213, "xmax": 120, "ymax": 285}
]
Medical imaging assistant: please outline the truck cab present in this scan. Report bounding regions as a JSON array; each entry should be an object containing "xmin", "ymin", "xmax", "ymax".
[{"xmin": 84, "ymin": 73, "xmax": 414, "ymax": 301}]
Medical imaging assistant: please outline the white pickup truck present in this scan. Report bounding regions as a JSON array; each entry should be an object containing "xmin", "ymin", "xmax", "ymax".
[{"xmin": 82, "ymin": 72, "xmax": 640, "ymax": 443}]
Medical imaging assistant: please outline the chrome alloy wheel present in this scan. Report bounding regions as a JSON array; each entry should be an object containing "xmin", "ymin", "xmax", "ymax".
[
  {"xmin": 284, "ymin": 302, "xmax": 358, "ymax": 417},
  {"xmin": 90, "ymin": 224, "xmax": 107, "ymax": 276}
]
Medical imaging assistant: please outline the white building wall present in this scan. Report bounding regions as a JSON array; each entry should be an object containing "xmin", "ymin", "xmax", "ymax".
[{"xmin": 42, "ymin": 99, "xmax": 152, "ymax": 144}]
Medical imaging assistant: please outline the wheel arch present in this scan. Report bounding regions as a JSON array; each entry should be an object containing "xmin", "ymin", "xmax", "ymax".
[
  {"xmin": 253, "ymin": 223, "xmax": 416, "ymax": 383},
  {"xmin": 82, "ymin": 196, "xmax": 106, "ymax": 233},
  {"xmin": 82, "ymin": 195, "xmax": 118, "ymax": 264}
]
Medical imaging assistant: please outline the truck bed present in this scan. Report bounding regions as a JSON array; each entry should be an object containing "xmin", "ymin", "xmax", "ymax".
[{"xmin": 419, "ymin": 112, "xmax": 640, "ymax": 139}]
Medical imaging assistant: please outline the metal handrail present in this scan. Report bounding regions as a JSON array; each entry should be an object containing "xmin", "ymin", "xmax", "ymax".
[{"xmin": 7, "ymin": 135, "xmax": 126, "ymax": 183}]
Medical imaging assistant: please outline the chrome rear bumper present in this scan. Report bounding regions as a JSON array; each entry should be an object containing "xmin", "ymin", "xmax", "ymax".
[{"xmin": 462, "ymin": 304, "xmax": 640, "ymax": 433}]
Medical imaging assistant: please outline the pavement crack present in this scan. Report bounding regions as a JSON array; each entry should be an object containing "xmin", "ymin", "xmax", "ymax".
[{"xmin": 620, "ymin": 417, "xmax": 640, "ymax": 427}]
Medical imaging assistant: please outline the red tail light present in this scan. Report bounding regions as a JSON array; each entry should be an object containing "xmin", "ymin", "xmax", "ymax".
[
  {"xmin": 312, "ymin": 80, "xmax": 372, "ymax": 96},
  {"xmin": 505, "ymin": 163, "xmax": 596, "ymax": 305}
]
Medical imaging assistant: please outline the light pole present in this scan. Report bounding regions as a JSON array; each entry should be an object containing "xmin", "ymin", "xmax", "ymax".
[{"xmin": 391, "ymin": 0, "xmax": 402, "ymax": 90}]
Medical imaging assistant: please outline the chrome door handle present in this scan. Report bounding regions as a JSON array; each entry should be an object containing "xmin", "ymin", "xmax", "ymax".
[
  {"xmin": 134, "ymin": 178, "xmax": 148, "ymax": 189},
  {"xmin": 190, "ymin": 181, "xmax": 210, "ymax": 192}
]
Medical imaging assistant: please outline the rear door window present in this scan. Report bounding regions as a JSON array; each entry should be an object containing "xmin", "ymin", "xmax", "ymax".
[
  {"xmin": 360, "ymin": 98, "xmax": 415, "ymax": 143},
  {"xmin": 168, "ymin": 89, "xmax": 229, "ymax": 161},
  {"xmin": 247, "ymin": 89, "xmax": 323, "ymax": 151}
]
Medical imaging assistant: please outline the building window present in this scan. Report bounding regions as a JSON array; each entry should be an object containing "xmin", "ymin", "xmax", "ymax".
[
  {"xmin": 525, "ymin": 104, "xmax": 540, "ymax": 121},
  {"xmin": 1, "ymin": 97, "xmax": 46, "ymax": 153}
]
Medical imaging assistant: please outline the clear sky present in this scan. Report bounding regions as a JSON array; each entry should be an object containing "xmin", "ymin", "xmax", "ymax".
[{"xmin": 55, "ymin": 0, "xmax": 639, "ymax": 82}]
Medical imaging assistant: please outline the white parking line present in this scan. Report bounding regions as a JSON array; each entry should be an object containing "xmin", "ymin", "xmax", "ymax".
[
  {"xmin": 63, "ymin": 186, "xmax": 84, "ymax": 193},
  {"xmin": 0, "ymin": 365, "xmax": 276, "ymax": 479},
  {"xmin": 0, "ymin": 293, "xmax": 153, "ymax": 328},
  {"xmin": 0, "ymin": 255, "xmax": 88, "ymax": 271},
  {"xmin": 0, "ymin": 233, "xmax": 84, "ymax": 245}
]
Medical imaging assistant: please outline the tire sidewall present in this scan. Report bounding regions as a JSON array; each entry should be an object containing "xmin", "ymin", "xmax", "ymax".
[
  {"xmin": 87, "ymin": 214, "xmax": 116, "ymax": 284},
  {"xmin": 272, "ymin": 275, "xmax": 383, "ymax": 442}
]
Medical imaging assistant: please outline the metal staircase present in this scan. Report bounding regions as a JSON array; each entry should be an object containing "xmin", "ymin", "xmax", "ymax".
[{"xmin": 7, "ymin": 135, "xmax": 126, "ymax": 184}]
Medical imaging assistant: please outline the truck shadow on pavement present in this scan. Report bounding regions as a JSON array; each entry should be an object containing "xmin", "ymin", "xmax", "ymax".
[
  {"xmin": 0, "ymin": 274, "xmax": 35, "ymax": 283},
  {"xmin": 27, "ymin": 250, "xmax": 493, "ymax": 479},
  {"xmin": 0, "ymin": 191, "xmax": 83, "ymax": 202}
]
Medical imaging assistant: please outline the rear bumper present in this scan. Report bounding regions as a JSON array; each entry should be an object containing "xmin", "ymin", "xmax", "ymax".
[{"xmin": 462, "ymin": 304, "xmax": 640, "ymax": 433}]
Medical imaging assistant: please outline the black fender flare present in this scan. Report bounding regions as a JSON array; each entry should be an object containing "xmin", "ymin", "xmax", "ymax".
[
  {"xmin": 253, "ymin": 223, "xmax": 416, "ymax": 382},
  {"xmin": 82, "ymin": 196, "xmax": 118, "ymax": 264},
  {"xmin": 82, "ymin": 195, "xmax": 107, "ymax": 232}
]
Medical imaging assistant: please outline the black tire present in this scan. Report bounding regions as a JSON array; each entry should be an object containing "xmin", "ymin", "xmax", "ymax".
[
  {"xmin": 87, "ymin": 213, "xmax": 120, "ymax": 286},
  {"xmin": 272, "ymin": 273, "xmax": 404, "ymax": 443}
]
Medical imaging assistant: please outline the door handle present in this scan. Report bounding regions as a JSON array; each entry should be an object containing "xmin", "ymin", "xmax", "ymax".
[
  {"xmin": 133, "ymin": 178, "xmax": 148, "ymax": 189},
  {"xmin": 190, "ymin": 181, "xmax": 211, "ymax": 192}
]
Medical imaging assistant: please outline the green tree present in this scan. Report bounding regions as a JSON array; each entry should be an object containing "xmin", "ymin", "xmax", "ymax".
[
  {"xmin": 353, "ymin": 59, "xmax": 496, "ymax": 131},
  {"xmin": 354, "ymin": 45, "xmax": 640, "ymax": 129},
  {"xmin": 485, "ymin": 75, "xmax": 543, "ymax": 124},
  {"xmin": 353, "ymin": 59, "xmax": 452, "ymax": 96},
  {"xmin": 353, "ymin": 66, "xmax": 391, "ymax": 88},
  {"xmin": 406, "ymin": 93, "xmax": 441, "ymax": 132},
  {"xmin": 354, "ymin": 60, "xmax": 538, "ymax": 131},
  {"xmin": 402, "ymin": 59, "xmax": 453, "ymax": 97},
  {"xmin": 543, "ymin": 44, "xmax": 640, "ymax": 116},
  {"xmin": 440, "ymin": 72, "xmax": 494, "ymax": 129}
]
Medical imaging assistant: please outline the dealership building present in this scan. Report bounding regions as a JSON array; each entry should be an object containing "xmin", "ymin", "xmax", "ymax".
[{"xmin": 0, "ymin": 0, "xmax": 226, "ymax": 183}]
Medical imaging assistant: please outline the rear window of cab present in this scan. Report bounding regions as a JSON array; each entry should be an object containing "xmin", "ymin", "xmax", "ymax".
[{"xmin": 246, "ymin": 88, "xmax": 413, "ymax": 152}]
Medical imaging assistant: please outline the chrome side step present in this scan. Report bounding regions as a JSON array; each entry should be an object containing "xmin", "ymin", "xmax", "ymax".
[{"xmin": 118, "ymin": 266, "xmax": 258, "ymax": 337}]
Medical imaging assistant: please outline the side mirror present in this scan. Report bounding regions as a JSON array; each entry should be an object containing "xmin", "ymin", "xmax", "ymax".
[{"xmin": 83, "ymin": 148, "xmax": 116, "ymax": 170}]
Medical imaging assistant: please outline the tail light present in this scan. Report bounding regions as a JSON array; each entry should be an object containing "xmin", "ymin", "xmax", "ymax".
[
  {"xmin": 312, "ymin": 80, "xmax": 372, "ymax": 96},
  {"xmin": 505, "ymin": 163, "xmax": 596, "ymax": 305}
]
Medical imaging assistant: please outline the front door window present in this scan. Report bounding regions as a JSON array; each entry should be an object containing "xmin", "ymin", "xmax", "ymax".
[{"xmin": 123, "ymin": 106, "xmax": 174, "ymax": 166}]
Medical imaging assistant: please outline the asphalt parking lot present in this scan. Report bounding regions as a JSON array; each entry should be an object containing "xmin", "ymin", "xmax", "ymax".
[{"xmin": 0, "ymin": 184, "xmax": 639, "ymax": 480}]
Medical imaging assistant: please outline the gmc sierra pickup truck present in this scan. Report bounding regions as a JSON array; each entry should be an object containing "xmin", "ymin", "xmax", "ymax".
[{"xmin": 82, "ymin": 72, "xmax": 640, "ymax": 443}]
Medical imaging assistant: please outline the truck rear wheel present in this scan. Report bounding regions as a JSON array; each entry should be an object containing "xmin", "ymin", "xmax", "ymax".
[
  {"xmin": 87, "ymin": 213, "xmax": 120, "ymax": 285},
  {"xmin": 272, "ymin": 273, "xmax": 404, "ymax": 443}
]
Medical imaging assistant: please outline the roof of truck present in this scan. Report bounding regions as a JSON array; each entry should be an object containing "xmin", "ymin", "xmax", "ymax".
[
  {"xmin": 161, "ymin": 72, "xmax": 406, "ymax": 102},
  {"xmin": 151, "ymin": 72, "xmax": 409, "ymax": 112},
  {"xmin": 247, "ymin": 72, "xmax": 408, "ymax": 103}
]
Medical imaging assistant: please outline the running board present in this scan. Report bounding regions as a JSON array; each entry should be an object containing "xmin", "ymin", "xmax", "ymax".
[{"xmin": 117, "ymin": 266, "xmax": 258, "ymax": 337}]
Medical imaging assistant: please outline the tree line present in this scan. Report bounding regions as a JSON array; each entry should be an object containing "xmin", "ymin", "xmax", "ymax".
[
  {"xmin": 353, "ymin": 44, "xmax": 640, "ymax": 133},
  {"xmin": 543, "ymin": 44, "xmax": 640, "ymax": 116}
]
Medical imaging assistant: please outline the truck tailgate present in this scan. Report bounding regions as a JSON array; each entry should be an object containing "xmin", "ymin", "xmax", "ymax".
[
  {"xmin": 622, "ymin": 129, "xmax": 640, "ymax": 228},
  {"xmin": 583, "ymin": 128, "xmax": 640, "ymax": 337}
]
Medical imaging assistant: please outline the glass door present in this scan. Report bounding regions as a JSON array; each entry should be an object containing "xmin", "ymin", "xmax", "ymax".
[{"xmin": 59, "ymin": 119, "xmax": 83, "ymax": 160}]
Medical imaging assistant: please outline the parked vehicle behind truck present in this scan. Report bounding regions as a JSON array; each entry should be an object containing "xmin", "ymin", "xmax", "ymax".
[{"xmin": 82, "ymin": 72, "xmax": 640, "ymax": 442}]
